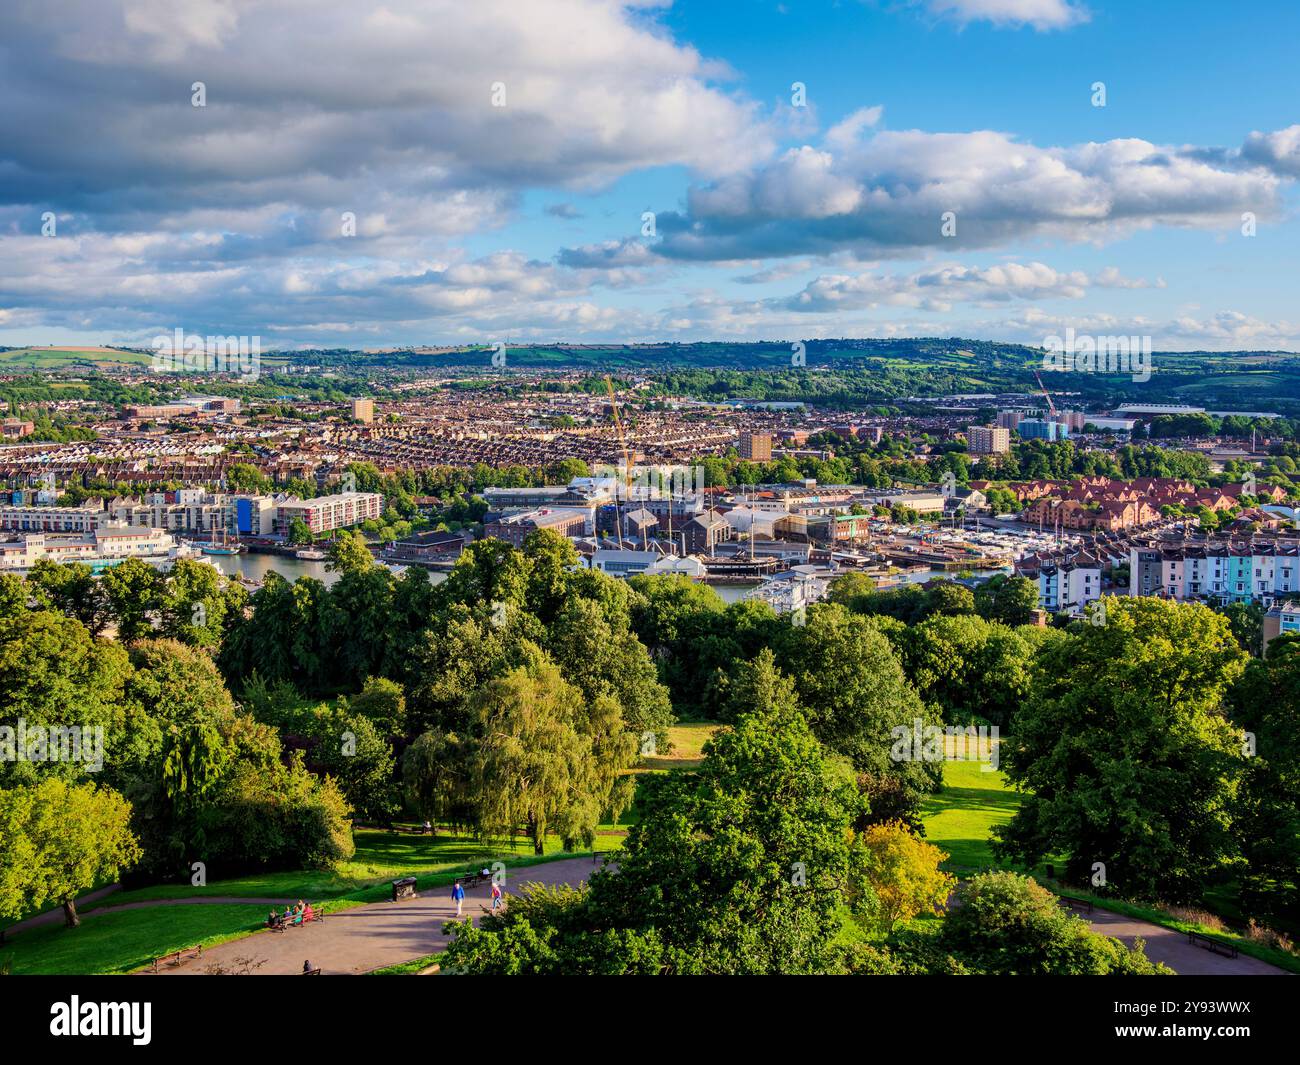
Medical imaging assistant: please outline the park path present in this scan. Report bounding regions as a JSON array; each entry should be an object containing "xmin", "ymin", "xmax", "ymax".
[
  {"xmin": 1082, "ymin": 907, "xmax": 1287, "ymax": 976},
  {"xmin": 4, "ymin": 884, "xmax": 123, "ymax": 936},
  {"xmin": 150, "ymin": 856, "xmax": 605, "ymax": 976}
]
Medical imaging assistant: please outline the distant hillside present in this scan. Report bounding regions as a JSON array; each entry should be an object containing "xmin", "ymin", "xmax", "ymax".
[{"xmin": 6, "ymin": 339, "xmax": 1300, "ymax": 413}]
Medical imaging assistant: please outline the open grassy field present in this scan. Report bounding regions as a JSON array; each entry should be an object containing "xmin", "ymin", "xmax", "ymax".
[
  {"xmin": 640, "ymin": 721, "xmax": 719, "ymax": 772},
  {"xmin": 0, "ymin": 346, "xmax": 155, "ymax": 369},
  {"xmin": 919, "ymin": 753, "xmax": 1021, "ymax": 871},
  {"xmin": 1, "ymin": 904, "xmax": 271, "ymax": 975}
]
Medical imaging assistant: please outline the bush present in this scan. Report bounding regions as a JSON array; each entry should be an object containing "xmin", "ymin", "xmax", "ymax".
[
  {"xmin": 197, "ymin": 753, "xmax": 354, "ymax": 872},
  {"xmin": 940, "ymin": 872, "xmax": 1170, "ymax": 975}
]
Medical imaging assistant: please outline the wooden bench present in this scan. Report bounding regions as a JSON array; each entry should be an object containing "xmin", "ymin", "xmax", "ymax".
[
  {"xmin": 267, "ymin": 907, "xmax": 323, "ymax": 932},
  {"xmin": 1187, "ymin": 930, "xmax": 1238, "ymax": 959},
  {"xmin": 454, "ymin": 872, "xmax": 493, "ymax": 889},
  {"xmin": 1061, "ymin": 896, "xmax": 1094, "ymax": 914},
  {"xmin": 152, "ymin": 944, "xmax": 203, "ymax": 972},
  {"xmin": 302, "ymin": 967, "xmax": 322, "ymax": 976}
]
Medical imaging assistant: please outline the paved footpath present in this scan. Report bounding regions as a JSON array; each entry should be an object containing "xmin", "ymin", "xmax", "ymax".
[
  {"xmin": 153, "ymin": 857, "xmax": 605, "ymax": 975},
  {"xmin": 1084, "ymin": 907, "xmax": 1287, "ymax": 976}
]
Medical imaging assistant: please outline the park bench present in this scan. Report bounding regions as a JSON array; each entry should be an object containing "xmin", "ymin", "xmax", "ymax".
[
  {"xmin": 1060, "ymin": 896, "xmax": 1094, "ymax": 914},
  {"xmin": 268, "ymin": 907, "xmax": 324, "ymax": 932},
  {"xmin": 152, "ymin": 944, "xmax": 203, "ymax": 972},
  {"xmin": 454, "ymin": 871, "xmax": 493, "ymax": 889},
  {"xmin": 1187, "ymin": 930, "xmax": 1238, "ymax": 959},
  {"xmin": 301, "ymin": 967, "xmax": 322, "ymax": 976},
  {"xmin": 392, "ymin": 876, "xmax": 419, "ymax": 902}
]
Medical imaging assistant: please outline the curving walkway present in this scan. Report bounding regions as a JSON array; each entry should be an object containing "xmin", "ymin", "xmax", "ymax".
[
  {"xmin": 151, "ymin": 857, "xmax": 605, "ymax": 975},
  {"xmin": 1083, "ymin": 906, "xmax": 1287, "ymax": 976}
]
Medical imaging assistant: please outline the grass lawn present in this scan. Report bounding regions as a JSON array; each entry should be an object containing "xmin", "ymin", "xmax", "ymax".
[
  {"xmin": 920, "ymin": 756, "xmax": 1023, "ymax": 872},
  {"xmin": 82, "ymin": 828, "xmax": 624, "ymax": 911},
  {"xmin": 0, "ymin": 905, "xmax": 270, "ymax": 975},
  {"xmin": 368, "ymin": 952, "xmax": 443, "ymax": 975},
  {"xmin": 639, "ymin": 721, "xmax": 719, "ymax": 772}
]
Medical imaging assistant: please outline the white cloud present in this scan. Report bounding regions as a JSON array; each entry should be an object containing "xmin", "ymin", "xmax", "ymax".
[
  {"xmin": 655, "ymin": 128, "xmax": 1287, "ymax": 261},
  {"xmin": 918, "ymin": 0, "xmax": 1089, "ymax": 31}
]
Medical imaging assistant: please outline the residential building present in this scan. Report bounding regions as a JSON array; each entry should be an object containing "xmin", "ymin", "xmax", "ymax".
[
  {"xmin": 0, "ymin": 526, "xmax": 191, "ymax": 572},
  {"xmin": 0, "ymin": 503, "xmax": 105, "ymax": 534},
  {"xmin": 967, "ymin": 425, "xmax": 1011, "ymax": 455},
  {"xmin": 351, "ymin": 398, "xmax": 375, "ymax": 424},
  {"xmin": 1263, "ymin": 600, "xmax": 1300, "ymax": 654},
  {"xmin": 275, "ymin": 491, "xmax": 383, "ymax": 535},
  {"xmin": 1017, "ymin": 418, "xmax": 1070, "ymax": 441},
  {"xmin": 739, "ymin": 432, "xmax": 772, "ymax": 462}
]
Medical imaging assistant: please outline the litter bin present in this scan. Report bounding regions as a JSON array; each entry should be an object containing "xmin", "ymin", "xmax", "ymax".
[{"xmin": 392, "ymin": 876, "xmax": 418, "ymax": 902}]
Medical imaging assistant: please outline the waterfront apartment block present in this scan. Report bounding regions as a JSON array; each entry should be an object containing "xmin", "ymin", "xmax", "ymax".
[
  {"xmin": 109, "ymin": 491, "xmax": 279, "ymax": 537},
  {"xmin": 275, "ymin": 491, "xmax": 383, "ymax": 535},
  {"xmin": 0, "ymin": 526, "xmax": 183, "ymax": 572},
  {"xmin": 0, "ymin": 503, "xmax": 105, "ymax": 534}
]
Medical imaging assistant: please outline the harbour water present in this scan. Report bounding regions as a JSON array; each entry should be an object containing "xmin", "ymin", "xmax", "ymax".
[
  {"xmin": 206, "ymin": 552, "xmax": 1002, "ymax": 604},
  {"xmin": 209, "ymin": 552, "xmax": 759, "ymax": 602}
]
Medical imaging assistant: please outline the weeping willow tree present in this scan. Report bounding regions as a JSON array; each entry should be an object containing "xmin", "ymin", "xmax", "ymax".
[{"xmin": 466, "ymin": 655, "xmax": 637, "ymax": 854}]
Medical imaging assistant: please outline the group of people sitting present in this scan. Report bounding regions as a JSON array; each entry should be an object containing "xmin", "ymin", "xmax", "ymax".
[{"xmin": 267, "ymin": 900, "xmax": 315, "ymax": 929}]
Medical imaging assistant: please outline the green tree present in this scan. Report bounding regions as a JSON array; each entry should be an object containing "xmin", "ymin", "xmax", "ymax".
[
  {"xmin": 100, "ymin": 557, "xmax": 165, "ymax": 641},
  {"xmin": 1228, "ymin": 636, "xmax": 1300, "ymax": 914},
  {"xmin": 287, "ymin": 517, "xmax": 313, "ymax": 546},
  {"xmin": 326, "ymin": 529, "xmax": 374, "ymax": 573},
  {"xmin": 773, "ymin": 605, "xmax": 942, "ymax": 824},
  {"xmin": 467, "ymin": 655, "xmax": 604, "ymax": 853},
  {"xmin": 0, "ymin": 778, "xmax": 141, "ymax": 927},
  {"xmin": 442, "ymin": 678, "xmax": 862, "ymax": 974},
  {"xmin": 993, "ymin": 598, "xmax": 1247, "ymax": 900},
  {"xmin": 26, "ymin": 560, "xmax": 110, "ymax": 635},
  {"xmin": 974, "ymin": 574, "xmax": 1039, "ymax": 626}
]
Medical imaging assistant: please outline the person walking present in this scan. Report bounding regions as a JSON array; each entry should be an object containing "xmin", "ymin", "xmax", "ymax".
[
  {"xmin": 451, "ymin": 880, "xmax": 465, "ymax": 917},
  {"xmin": 490, "ymin": 880, "xmax": 503, "ymax": 912}
]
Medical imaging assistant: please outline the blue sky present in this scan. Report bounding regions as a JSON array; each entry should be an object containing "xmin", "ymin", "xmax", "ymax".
[{"xmin": 1, "ymin": 0, "xmax": 1298, "ymax": 351}]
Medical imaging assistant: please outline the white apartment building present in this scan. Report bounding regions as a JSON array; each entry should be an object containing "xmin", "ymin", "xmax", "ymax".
[
  {"xmin": 0, "ymin": 526, "xmax": 185, "ymax": 572},
  {"xmin": 109, "ymin": 492, "xmax": 278, "ymax": 537},
  {"xmin": 0, "ymin": 504, "xmax": 105, "ymax": 534},
  {"xmin": 275, "ymin": 491, "xmax": 383, "ymax": 535},
  {"xmin": 1035, "ymin": 553, "xmax": 1102, "ymax": 615}
]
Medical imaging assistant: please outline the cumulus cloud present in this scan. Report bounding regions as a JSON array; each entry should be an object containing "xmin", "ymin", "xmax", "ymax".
[
  {"xmin": 0, "ymin": 0, "xmax": 772, "ymax": 222},
  {"xmin": 652, "ymin": 128, "xmax": 1289, "ymax": 262},
  {"xmin": 778, "ymin": 261, "xmax": 1156, "ymax": 313},
  {"xmin": 916, "ymin": 0, "xmax": 1089, "ymax": 31},
  {"xmin": 1240, "ymin": 124, "xmax": 1300, "ymax": 177}
]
